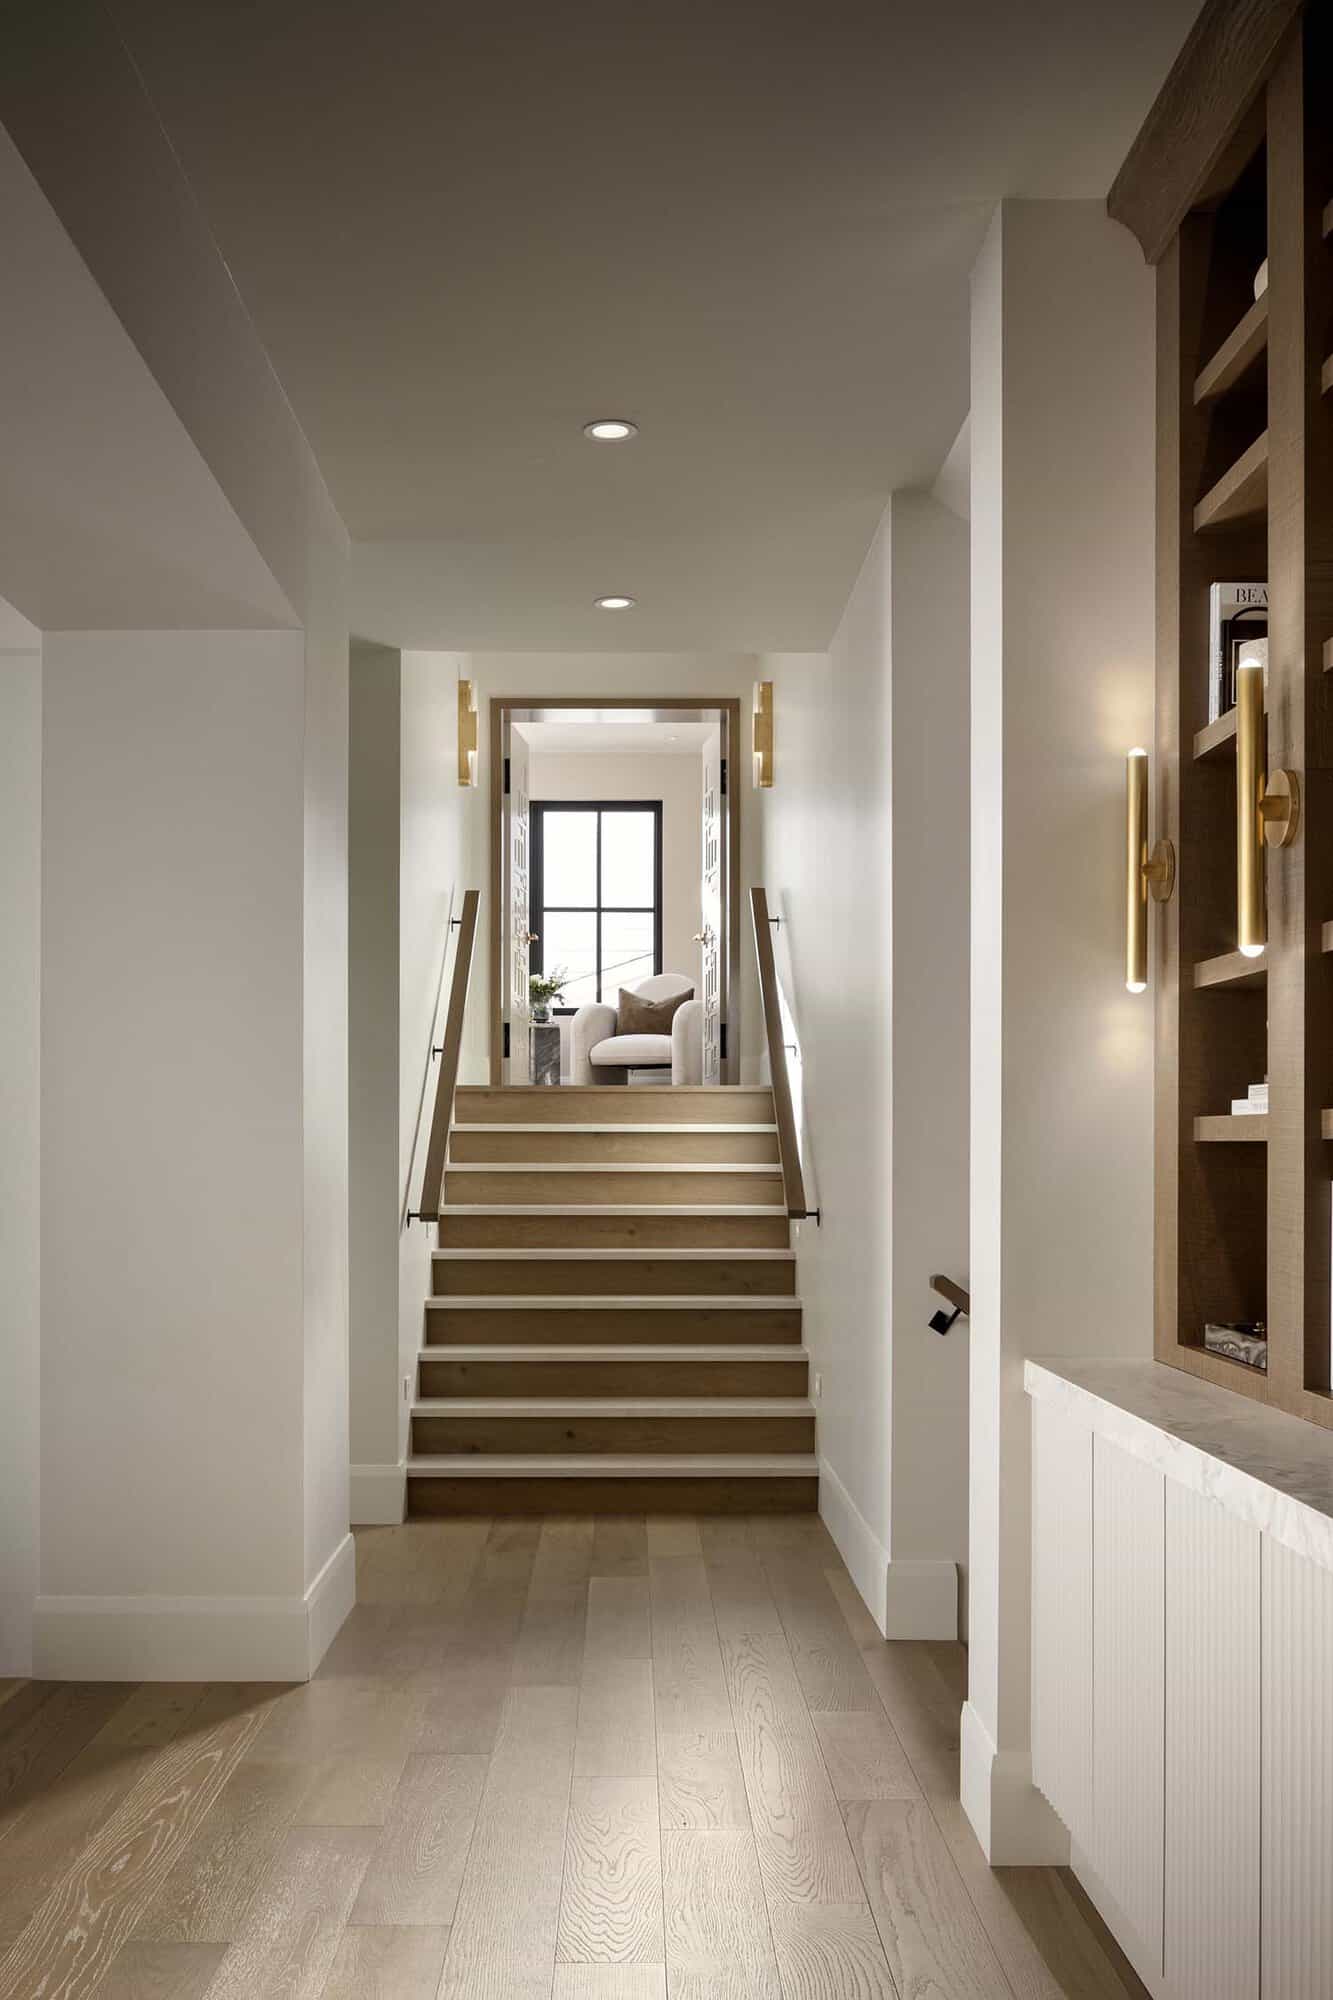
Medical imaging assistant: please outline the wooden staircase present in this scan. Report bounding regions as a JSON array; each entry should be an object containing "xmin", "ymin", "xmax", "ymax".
[{"xmin": 406, "ymin": 1084, "xmax": 818, "ymax": 1516}]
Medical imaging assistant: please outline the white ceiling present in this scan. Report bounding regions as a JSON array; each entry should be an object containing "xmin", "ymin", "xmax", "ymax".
[
  {"xmin": 108, "ymin": 0, "xmax": 1195, "ymax": 650},
  {"xmin": 520, "ymin": 720, "xmax": 715, "ymax": 757}
]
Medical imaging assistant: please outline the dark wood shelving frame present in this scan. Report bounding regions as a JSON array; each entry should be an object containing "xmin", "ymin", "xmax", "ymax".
[{"xmin": 1124, "ymin": 1, "xmax": 1333, "ymax": 1428}]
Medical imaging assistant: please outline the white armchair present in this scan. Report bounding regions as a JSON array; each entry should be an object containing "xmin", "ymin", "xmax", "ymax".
[{"xmin": 570, "ymin": 973, "xmax": 703, "ymax": 1086}]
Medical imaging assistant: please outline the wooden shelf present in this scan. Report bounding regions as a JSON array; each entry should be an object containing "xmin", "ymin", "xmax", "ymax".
[
  {"xmin": 1195, "ymin": 1114, "xmax": 1269, "ymax": 1142},
  {"xmin": 1323, "ymin": 353, "xmax": 1333, "ymax": 397},
  {"xmin": 1194, "ymin": 432, "xmax": 1269, "ymax": 531},
  {"xmin": 1194, "ymin": 949, "xmax": 1267, "ymax": 989},
  {"xmin": 1323, "ymin": 921, "xmax": 1333, "ymax": 953},
  {"xmin": 1323, "ymin": 638, "xmax": 1333, "ymax": 673},
  {"xmin": 1193, "ymin": 707, "xmax": 1239, "ymax": 759},
  {"xmin": 1324, "ymin": 197, "xmax": 1333, "ymax": 239},
  {"xmin": 1193, "ymin": 295, "xmax": 1268, "ymax": 403},
  {"xmin": 1323, "ymin": 1111, "xmax": 1333, "ymax": 1142}
]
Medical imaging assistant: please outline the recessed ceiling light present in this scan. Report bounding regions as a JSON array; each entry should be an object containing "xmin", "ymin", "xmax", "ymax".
[
  {"xmin": 595, "ymin": 595, "xmax": 636, "ymax": 611},
  {"xmin": 583, "ymin": 419, "xmax": 638, "ymax": 442}
]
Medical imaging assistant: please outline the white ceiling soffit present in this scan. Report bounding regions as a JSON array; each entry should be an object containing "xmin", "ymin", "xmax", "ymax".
[
  {"xmin": 521, "ymin": 720, "xmax": 715, "ymax": 756},
  {"xmin": 0, "ymin": 127, "xmax": 294, "ymax": 633},
  {"xmin": 108, "ymin": 0, "xmax": 1197, "ymax": 650}
]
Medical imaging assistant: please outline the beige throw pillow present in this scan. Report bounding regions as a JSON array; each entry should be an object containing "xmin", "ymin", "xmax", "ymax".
[{"xmin": 617, "ymin": 986, "xmax": 693, "ymax": 1036}]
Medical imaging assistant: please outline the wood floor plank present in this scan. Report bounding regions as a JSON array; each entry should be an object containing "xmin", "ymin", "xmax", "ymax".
[
  {"xmin": 697, "ymin": 1519, "xmax": 754, "ymax": 1561},
  {"xmin": 414, "ymin": 1531, "xmax": 538, "ymax": 1751},
  {"xmin": 746, "ymin": 1516, "xmax": 839, "ymax": 1560},
  {"xmin": 591, "ymin": 1519, "xmax": 649, "ymax": 1577},
  {"xmin": 932, "ymin": 1798, "xmax": 1145, "ymax": 2000},
  {"xmin": 348, "ymin": 1752, "xmax": 487, "ymax": 1926},
  {"xmin": 132, "ymin": 1755, "xmax": 312, "ymax": 1943},
  {"xmin": 810, "ymin": 1710, "xmax": 921, "ymax": 1803},
  {"xmin": 553, "ymin": 1967, "xmax": 666, "ymax": 1999},
  {"xmin": 94, "ymin": 1940, "xmax": 226, "ymax": 2000},
  {"xmin": 437, "ymin": 1683, "xmax": 578, "ymax": 2000},
  {"xmin": 197, "ymin": 1824, "xmax": 375, "ymax": 2000},
  {"xmin": 844, "ymin": 1797, "xmax": 1011, "ymax": 2000},
  {"xmin": 764, "ymin": 1901, "xmax": 898, "ymax": 2000},
  {"xmin": 708, "ymin": 1559, "xmax": 866, "ymax": 1907},
  {"xmin": 0, "ymin": 1686, "xmax": 270, "ymax": 2000},
  {"xmin": 661, "ymin": 1829, "xmax": 781, "ymax": 1999},
  {"xmin": 557, "ymin": 1776, "xmax": 663, "ymax": 1965},
  {"xmin": 0, "ymin": 1685, "xmax": 215, "ymax": 1949},
  {"xmin": 354, "ymin": 1520, "xmax": 490, "ymax": 1607},
  {"xmin": 858, "ymin": 1641, "xmax": 962, "ymax": 1804},
  {"xmin": 646, "ymin": 1518, "xmax": 703, "ymax": 1557},
  {"xmin": 822, "ymin": 1569, "xmax": 882, "ymax": 1649},
  {"xmin": 257, "ymin": 1680, "xmax": 422, "ymax": 1828},
  {"xmin": 0, "ymin": 1683, "xmax": 133, "ymax": 1828},
  {"xmin": 585, "ymin": 1575, "xmax": 651, "ymax": 1662},
  {"xmin": 759, "ymin": 1555, "xmax": 879, "ymax": 1712},
  {"xmin": 576, "ymin": 1659, "xmax": 657, "ymax": 1780},
  {"xmin": 511, "ymin": 1518, "xmax": 594, "ymax": 1687},
  {"xmin": 317, "ymin": 1922, "xmax": 450, "ymax": 1999},
  {"xmin": 649, "ymin": 1557, "xmax": 748, "ymax": 1832}
]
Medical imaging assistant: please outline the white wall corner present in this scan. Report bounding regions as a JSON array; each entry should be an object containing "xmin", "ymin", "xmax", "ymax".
[
  {"xmin": 883, "ymin": 1558, "xmax": 958, "ymax": 1641},
  {"xmin": 960, "ymin": 1698, "xmax": 1070, "ymax": 1865},
  {"xmin": 350, "ymin": 1461, "xmax": 407, "ymax": 1526},
  {"xmin": 818, "ymin": 1457, "xmax": 889, "ymax": 1635},
  {"xmin": 33, "ymin": 1534, "xmax": 355, "ymax": 1683}
]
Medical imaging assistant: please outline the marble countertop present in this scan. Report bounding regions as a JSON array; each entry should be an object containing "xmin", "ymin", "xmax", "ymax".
[{"xmin": 1025, "ymin": 1356, "xmax": 1333, "ymax": 1571}]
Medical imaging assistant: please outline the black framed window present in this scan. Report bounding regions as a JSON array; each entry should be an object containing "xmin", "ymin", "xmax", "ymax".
[{"xmin": 530, "ymin": 802, "xmax": 663, "ymax": 1010}]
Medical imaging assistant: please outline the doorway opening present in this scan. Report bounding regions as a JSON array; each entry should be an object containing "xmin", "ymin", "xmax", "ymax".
[{"xmin": 488, "ymin": 698, "xmax": 742, "ymax": 1085}]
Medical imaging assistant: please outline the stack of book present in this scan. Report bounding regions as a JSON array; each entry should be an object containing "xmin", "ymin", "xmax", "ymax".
[
  {"xmin": 1231, "ymin": 1081, "xmax": 1268, "ymax": 1116},
  {"xmin": 1204, "ymin": 1321, "xmax": 1268, "ymax": 1371},
  {"xmin": 1208, "ymin": 580, "xmax": 1268, "ymax": 722}
]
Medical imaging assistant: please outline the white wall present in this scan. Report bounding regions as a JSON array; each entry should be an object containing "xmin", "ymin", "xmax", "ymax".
[
  {"xmin": 349, "ymin": 644, "xmax": 403, "ymax": 1487},
  {"xmin": 459, "ymin": 655, "xmax": 764, "ymax": 1081},
  {"xmin": 760, "ymin": 488, "xmax": 970, "ymax": 1639},
  {"xmin": 348, "ymin": 645, "xmax": 471, "ymax": 1522},
  {"xmin": 0, "ymin": 611, "xmax": 42, "ymax": 1675},
  {"xmin": 963, "ymin": 201, "xmax": 1155, "ymax": 1861},
  {"xmin": 525, "ymin": 750, "xmax": 704, "ymax": 991},
  {"xmin": 37, "ymin": 622, "xmax": 354, "ymax": 1678}
]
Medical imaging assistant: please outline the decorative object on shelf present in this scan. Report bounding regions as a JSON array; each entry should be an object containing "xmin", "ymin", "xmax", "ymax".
[
  {"xmin": 528, "ymin": 965, "xmax": 568, "ymax": 1024},
  {"xmin": 1208, "ymin": 580, "xmax": 1267, "ymax": 721},
  {"xmin": 1230, "ymin": 1081, "xmax": 1269, "ymax": 1115},
  {"xmin": 457, "ymin": 678, "xmax": 479, "ymax": 787},
  {"xmin": 752, "ymin": 680, "xmax": 774, "ymax": 788},
  {"xmin": 1125, "ymin": 748, "xmax": 1175, "ymax": 992},
  {"xmin": 1253, "ymin": 256, "xmax": 1269, "ymax": 300},
  {"xmin": 530, "ymin": 1019, "xmax": 561, "ymax": 1086},
  {"xmin": 1204, "ymin": 1321, "xmax": 1268, "ymax": 1371},
  {"xmin": 1235, "ymin": 661, "xmax": 1300, "ymax": 958}
]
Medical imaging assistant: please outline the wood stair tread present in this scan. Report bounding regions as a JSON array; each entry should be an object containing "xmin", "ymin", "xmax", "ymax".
[
  {"xmin": 432, "ymin": 1247, "xmax": 795, "ymax": 1260},
  {"xmin": 426, "ymin": 1294, "xmax": 802, "ymax": 1306},
  {"xmin": 406, "ymin": 1453, "xmax": 820, "ymax": 1476},
  {"xmin": 451, "ymin": 1122, "xmax": 779, "ymax": 1134},
  {"xmin": 412, "ymin": 1396, "xmax": 814, "ymax": 1416},
  {"xmin": 444, "ymin": 1161, "xmax": 782, "ymax": 1172},
  {"xmin": 418, "ymin": 1343, "xmax": 806, "ymax": 1361},
  {"xmin": 439, "ymin": 1203, "xmax": 785, "ymax": 1215}
]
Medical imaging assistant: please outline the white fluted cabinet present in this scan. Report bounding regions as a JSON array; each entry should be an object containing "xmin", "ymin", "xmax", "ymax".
[{"xmin": 1026, "ymin": 1359, "xmax": 1333, "ymax": 2000}]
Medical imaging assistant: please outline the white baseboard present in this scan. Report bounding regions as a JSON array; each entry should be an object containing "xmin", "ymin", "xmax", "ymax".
[
  {"xmin": 959, "ymin": 1698, "xmax": 1070, "ymax": 1864},
  {"xmin": 33, "ymin": 1534, "xmax": 355, "ymax": 1683},
  {"xmin": 818, "ymin": 1459, "xmax": 958, "ymax": 1640},
  {"xmin": 350, "ymin": 1461, "xmax": 406, "ymax": 1525},
  {"xmin": 883, "ymin": 1558, "xmax": 959, "ymax": 1640},
  {"xmin": 818, "ymin": 1457, "xmax": 889, "ymax": 1633}
]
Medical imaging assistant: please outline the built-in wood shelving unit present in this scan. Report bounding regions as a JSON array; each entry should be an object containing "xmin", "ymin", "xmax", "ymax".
[
  {"xmin": 1141, "ymin": 7, "xmax": 1333, "ymax": 1428},
  {"xmin": 1195, "ymin": 1114, "xmax": 1269, "ymax": 1142},
  {"xmin": 1193, "ymin": 295, "xmax": 1268, "ymax": 403},
  {"xmin": 1193, "ymin": 431, "xmax": 1269, "ymax": 531},
  {"xmin": 1194, "ymin": 949, "xmax": 1267, "ymax": 990}
]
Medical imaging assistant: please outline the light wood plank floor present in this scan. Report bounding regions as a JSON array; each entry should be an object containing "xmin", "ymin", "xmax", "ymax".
[{"xmin": 0, "ymin": 1519, "xmax": 1146, "ymax": 1999}]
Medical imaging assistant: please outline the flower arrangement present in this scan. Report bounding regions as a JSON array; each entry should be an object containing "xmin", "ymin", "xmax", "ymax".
[{"xmin": 528, "ymin": 967, "xmax": 568, "ymax": 1022}]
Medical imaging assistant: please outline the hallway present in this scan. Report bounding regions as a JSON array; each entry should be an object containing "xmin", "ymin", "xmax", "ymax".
[{"xmin": 0, "ymin": 1516, "xmax": 1142, "ymax": 2000}]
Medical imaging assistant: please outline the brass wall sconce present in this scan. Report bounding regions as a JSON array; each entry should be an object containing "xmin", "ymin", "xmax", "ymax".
[
  {"xmin": 457, "ymin": 679, "xmax": 478, "ymax": 787},
  {"xmin": 1125, "ymin": 747, "xmax": 1175, "ymax": 992},
  {"xmin": 753, "ymin": 680, "xmax": 774, "ymax": 788},
  {"xmin": 1235, "ymin": 660, "xmax": 1299, "ymax": 957}
]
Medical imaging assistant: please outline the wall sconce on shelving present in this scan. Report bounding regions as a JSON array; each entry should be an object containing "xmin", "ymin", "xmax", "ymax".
[
  {"xmin": 1125, "ymin": 748, "xmax": 1175, "ymax": 992},
  {"xmin": 753, "ymin": 680, "xmax": 774, "ymax": 789},
  {"xmin": 1235, "ymin": 660, "xmax": 1299, "ymax": 957},
  {"xmin": 457, "ymin": 679, "xmax": 478, "ymax": 788}
]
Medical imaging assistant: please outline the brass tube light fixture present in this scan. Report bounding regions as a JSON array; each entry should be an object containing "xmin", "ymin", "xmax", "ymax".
[
  {"xmin": 457, "ymin": 678, "xmax": 478, "ymax": 788},
  {"xmin": 753, "ymin": 680, "xmax": 774, "ymax": 788},
  {"xmin": 1125, "ymin": 748, "xmax": 1174, "ymax": 992},
  {"xmin": 1235, "ymin": 659, "xmax": 1299, "ymax": 957}
]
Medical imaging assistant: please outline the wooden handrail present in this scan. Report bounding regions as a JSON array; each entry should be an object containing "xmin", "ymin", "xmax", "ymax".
[
  {"xmin": 750, "ymin": 886, "xmax": 817, "ymax": 1222},
  {"xmin": 414, "ymin": 888, "xmax": 480, "ymax": 1222}
]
